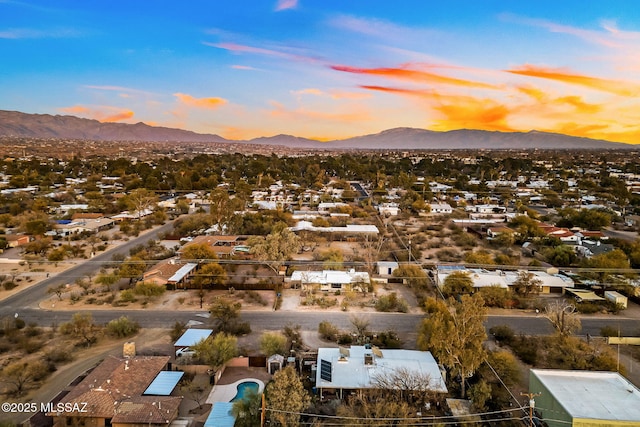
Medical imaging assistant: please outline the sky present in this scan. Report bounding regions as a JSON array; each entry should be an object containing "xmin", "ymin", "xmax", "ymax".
[{"xmin": 2, "ymin": 1, "xmax": 640, "ymax": 144}]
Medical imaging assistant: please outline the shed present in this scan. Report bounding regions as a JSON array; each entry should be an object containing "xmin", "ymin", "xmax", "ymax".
[{"xmin": 174, "ymin": 329, "xmax": 213, "ymax": 349}]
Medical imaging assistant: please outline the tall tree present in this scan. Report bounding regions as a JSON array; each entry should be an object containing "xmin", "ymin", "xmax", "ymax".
[
  {"xmin": 181, "ymin": 243, "xmax": 218, "ymax": 260},
  {"xmin": 249, "ymin": 223, "xmax": 301, "ymax": 274},
  {"xmin": 266, "ymin": 366, "xmax": 311, "ymax": 427},
  {"xmin": 192, "ymin": 332, "xmax": 237, "ymax": 382},
  {"xmin": 441, "ymin": 270, "xmax": 474, "ymax": 297},
  {"xmin": 59, "ymin": 312, "xmax": 101, "ymax": 347},
  {"xmin": 232, "ymin": 388, "xmax": 262, "ymax": 427},
  {"xmin": 259, "ymin": 331, "xmax": 288, "ymax": 357},
  {"xmin": 512, "ymin": 271, "xmax": 542, "ymax": 297},
  {"xmin": 209, "ymin": 298, "xmax": 241, "ymax": 333},
  {"xmin": 418, "ymin": 294, "xmax": 487, "ymax": 397}
]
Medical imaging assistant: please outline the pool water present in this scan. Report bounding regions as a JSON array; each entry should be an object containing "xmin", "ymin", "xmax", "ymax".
[{"xmin": 231, "ymin": 381, "xmax": 259, "ymax": 402}]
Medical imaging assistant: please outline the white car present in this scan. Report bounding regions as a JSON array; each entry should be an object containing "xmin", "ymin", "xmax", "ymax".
[{"xmin": 175, "ymin": 347, "xmax": 196, "ymax": 357}]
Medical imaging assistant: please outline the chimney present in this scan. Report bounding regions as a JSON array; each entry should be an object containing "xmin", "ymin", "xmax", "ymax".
[{"xmin": 123, "ymin": 341, "xmax": 136, "ymax": 358}]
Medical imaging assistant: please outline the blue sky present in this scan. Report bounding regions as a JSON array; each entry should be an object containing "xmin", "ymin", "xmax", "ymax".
[{"xmin": 2, "ymin": 0, "xmax": 640, "ymax": 143}]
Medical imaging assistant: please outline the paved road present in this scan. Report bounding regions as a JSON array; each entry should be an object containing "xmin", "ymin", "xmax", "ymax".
[
  {"xmin": 603, "ymin": 227, "xmax": 639, "ymax": 243},
  {"xmin": 11, "ymin": 307, "xmax": 640, "ymax": 338},
  {"xmin": 0, "ymin": 220, "xmax": 176, "ymax": 318}
]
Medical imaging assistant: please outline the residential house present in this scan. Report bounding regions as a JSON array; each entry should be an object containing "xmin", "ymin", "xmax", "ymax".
[
  {"xmin": 378, "ymin": 203, "xmax": 400, "ymax": 216},
  {"xmin": 315, "ymin": 346, "xmax": 447, "ymax": 400},
  {"xmin": 530, "ymin": 369, "xmax": 640, "ymax": 427},
  {"xmin": 486, "ymin": 226, "xmax": 516, "ymax": 239},
  {"xmin": 50, "ymin": 354, "xmax": 183, "ymax": 427},
  {"xmin": 376, "ymin": 261, "xmax": 399, "ymax": 276},
  {"xmin": 435, "ymin": 266, "xmax": 574, "ymax": 294},
  {"xmin": 290, "ymin": 269, "xmax": 370, "ymax": 291},
  {"xmin": 2, "ymin": 234, "xmax": 30, "ymax": 248},
  {"xmin": 429, "ymin": 203, "xmax": 453, "ymax": 214},
  {"xmin": 143, "ymin": 258, "xmax": 195, "ymax": 288},
  {"xmin": 178, "ymin": 235, "xmax": 249, "ymax": 259}
]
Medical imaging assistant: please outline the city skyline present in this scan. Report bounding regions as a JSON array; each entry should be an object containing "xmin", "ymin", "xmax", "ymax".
[{"xmin": 2, "ymin": 1, "xmax": 640, "ymax": 144}]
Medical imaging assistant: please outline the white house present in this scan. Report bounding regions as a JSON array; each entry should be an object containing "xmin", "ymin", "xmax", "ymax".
[
  {"xmin": 290, "ymin": 270, "xmax": 370, "ymax": 291},
  {"xmin": 378, "ymin": 203, "xmax": 400, "ymax": 216},
  {"xmin": 316, "ymin": 346, "xmax": 447, "ymax": 400},
  {"xmin": 429, "ymin": 203, "xmax": 453, "ymax": 214}
]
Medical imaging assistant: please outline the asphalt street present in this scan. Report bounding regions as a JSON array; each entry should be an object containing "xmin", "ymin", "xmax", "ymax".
[{"xmin": 2, "ymin": 218, "xmax": 639, "ymax": 339}]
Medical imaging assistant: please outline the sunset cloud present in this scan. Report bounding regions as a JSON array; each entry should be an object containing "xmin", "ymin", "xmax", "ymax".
[
  {"xmin": 507, "ymin": 65, "xmax": 640, "ymax": 96},
  {"xmin": 59, "ymin": 105, "xmax": 134, "ymax": 122},
  {"xmin": 332, "ymin": 65, "xmax": 498, "ymax": 89},
  {"xmin": 275, "ymin": 0, "xmax": 297, "ymax": 11},
  {"xmin": 174, "ymin": 93, "xmax": 227, "ymax": 109}
]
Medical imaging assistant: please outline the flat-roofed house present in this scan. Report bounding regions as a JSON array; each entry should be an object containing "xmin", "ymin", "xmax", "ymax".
[{"xmin": 530, "ymin": 369, "xmax": 640, "ymax": 427}]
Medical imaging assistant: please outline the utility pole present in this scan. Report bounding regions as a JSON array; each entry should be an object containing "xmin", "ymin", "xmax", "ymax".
[
  {"xmin": 521, "ymin": 392, "xmax": 541, "ymax": 427},
  {"xmin": 261, "ymin": 392, "xmax": 266, "ymax": 427}
]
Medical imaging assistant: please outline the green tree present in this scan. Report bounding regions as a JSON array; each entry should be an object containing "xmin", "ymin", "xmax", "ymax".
[
  {"xmin": 192, "ymin": 332, "xmax": 238, "ymax": 381},
  {"xmin": 192, "ymin": 263, "xmax": 227, "ymax": 289},
  {"xmin": 232, "ymin": 388, "xmax": 262, "ymax": 427},
  {"xmin": 209, "ymin": 298, "xmax": 241, "ymax": 333},
  {"xmin": 259, "ymin": 331, "xmax": 288, "ymax": 357},
  {"xmin": 181, "ymin": 243, "xmax": 218, "ymax": 260},
  {"xmin": 418, "ymin": 294, "xmax": 487, "ymax": 397},
  {"xmin": 464, "ymin": 250, "xmax": 495, "ymax": 265},
  {"xmin": 441, "ymin": 270, "xmax": 474, "ymax": 297},
  {"xmin": 512, "ymin": 270, "xmax": 542, "ymax": 297},
  {"xmin": 392, "ymin": 264, "xmax": 429, "ymax": 289},
  {"xmin": 105, "ymin": 316, "xmax": 140, "ymax": 338},
  {"xmin": 266, "ymin": 366, "xmax": 311, "ymax": 427},
  {"xmin": 249, "ymin": 223, "xmax": 301, "ymax": 274},
  {"xmin": 118, "ymin": 256, "xmax": 147, "ymax": 285}
]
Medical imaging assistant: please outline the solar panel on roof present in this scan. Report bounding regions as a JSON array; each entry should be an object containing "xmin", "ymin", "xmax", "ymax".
[{"xmin": 320, "ymin": 359, "xmax": 332, "ymax": 382}]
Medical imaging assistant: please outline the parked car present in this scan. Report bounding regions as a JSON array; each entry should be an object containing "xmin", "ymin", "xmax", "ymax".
[{"xmin": 175, "ymin": 347, "xmax": 196, "ymax": 357}]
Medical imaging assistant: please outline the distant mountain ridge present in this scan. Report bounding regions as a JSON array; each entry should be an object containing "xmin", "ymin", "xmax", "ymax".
[{"xmin": 0, "ymin": 109, "xmax": 632, "ymax": 149}]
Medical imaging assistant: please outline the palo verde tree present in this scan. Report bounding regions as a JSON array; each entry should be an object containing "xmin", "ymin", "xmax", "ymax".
[
  {"xmin": 544, "ymin": 300, "xmax": 581, "ymax": 337},
  {"xmin": 418, "ymin": 294, "xmax": 487, "ymax": 398},
  {"xmin": 191, "ymin": 332, "xmax": 238, "ymax": 382}
]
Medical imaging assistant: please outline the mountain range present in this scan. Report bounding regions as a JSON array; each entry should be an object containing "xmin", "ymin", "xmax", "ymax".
[{"xmin": 0, "ymin": 109, "xmax": 633, "ymax": 150}]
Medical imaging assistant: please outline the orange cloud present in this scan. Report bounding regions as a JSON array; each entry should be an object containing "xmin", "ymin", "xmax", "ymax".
[
  {"xmin": 59, "ymin": 105, "xmax": 134, "ymax": 123},
  {"xmin": 332, "ymin": 64, "xmax": 498, "ymax": 89},
  {"xmin": 102, "ymin": 110, "xmax": 134, "ymax": 122},
  {"xmin": 508, "ymin": 65, "xmax": 640, "ymax": 96},
  {"xmin": 174, "ymin": 93, "xmax": 227, "ymax": 109}
]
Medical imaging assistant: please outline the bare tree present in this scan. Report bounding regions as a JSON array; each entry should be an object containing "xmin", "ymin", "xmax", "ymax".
[
  {"xmin": 350, "ymin": 315, "xmax": 370, "ymax": 344},
  {"xmin": 372, "ymin": 367, "xmax": 439, "ymax": 407},
  {"xmin": 544, "ymin": 300, "xmax": 581, "ymax": 337}
]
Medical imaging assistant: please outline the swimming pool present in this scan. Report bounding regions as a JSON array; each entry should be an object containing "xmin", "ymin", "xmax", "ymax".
[{"xmin": 231, "ymin": 381, "xmax": 260, "ymax": 402}]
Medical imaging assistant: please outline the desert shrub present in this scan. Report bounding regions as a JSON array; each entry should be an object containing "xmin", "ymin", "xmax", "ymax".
[
  {"xmin": 337, "ymin": 333, "xmax": 353, "ymax": 345},
  {"xmin": 435, "ymin": 248, "xmax": 463, "ymax": 262},
  {"xmin": 170, "ymin": 321, "xmax": 187, "ymax": 342},
  {"xmin": 575, "ymin": 302, "xmax": 602, "ymax": 314},
  {"xmin": 18, "ymin": 337, "xmax": 45, "ymax": 354},
  {"xmin": 371, "ymin": 331, "xmax": 402, "ymax": 348},
  {"xmin": 318, "ymin": 321, "xmax": 339, "ymax": 341},
  {"xmin": 228, "ymin": 321, "xmax": 251, "ymax": 335},
  {"xmin": 3, "ymin": 281, "xmax": 17, "ymax": 291},
  {"xmin": 133, "ymin": 282, "xmax": 166, "ymax": 297},
  {"xmin": 600, "ymin": 326, "xmax": 619, "ymax": 337},
  {"xmin": 478, "ymin": 286, "xmax": 510, "ymax": 308},
  {"xmin": 489, "ymin": 325, "xmax": 515, "ymax": 345},
  {"xmin": 46, "ymin": 346, "xmax": 75, "ymax": 364},
  {"xmin": 119, "ymin": 289, "xmax": 137, "ymax": 303},
  {"xmin": 375, "ymin": 293, "xmax": 408, "ymax": 313},
  {"xmin": 509, "ymin": 335, "xmax": 538, "ymax": 365},
  {"xmin": 106, "ymin": 316, "xmax": 140, "ymax": 338}
]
